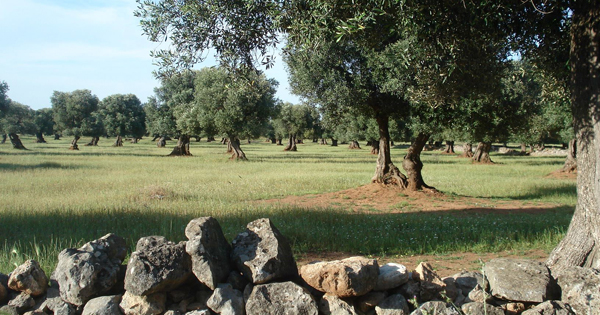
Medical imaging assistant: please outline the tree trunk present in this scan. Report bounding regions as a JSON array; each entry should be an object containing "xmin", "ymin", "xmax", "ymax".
[
  {"xmin": 207, "ymin": 136, "xmax": 216, "ymax": 142},
  {"xmin": 348, "ymin": 140, "xmax": 361, "ymax": 149},
  {"xmin": 560, "ymin": 138, "xmax": 577, "ymax": 173},
  {"xmin": 1, "ymin": 134, "xmax": 6, "ymax": 144},
  {"xmin": 284, "ymin": 134, "xmax": 297, "ymax": 151},
  {"xmin": 442, "ymin": 140, "xmax": 455, "ymax": 154},
  {"xmin": 270, "ymin": 137, "xmax": 277, "ymax": 144},
  {"xmin": 229, "ymin": 137, "xmax": 247, "ymax": 160},
  {"xmin": 226, "ymin": 140, "xmax": 233, "ymax": 153},
  {"xmin": 85, "ymin": 137, "xmax": 99, "ymax": 146},
  {"xmin": 157, "ymin": 136, "xmax": 167, "ymax": 148},
  {"xmin": 54, "ymin": 134, "xmax": 61, "ymax": 140},
  {"xmin": 194, "ymin": 136, "xmax": 201, "ymax": 142},
  {"xmin": 331, "ymin": 139, "xmax": 338, "ymax": 146},
  {"xmin": 169, "ymin": 134, "xmax": 192, "ymax": 156},
  {"xmin": 8, "ymin": 133, "xmax": 27, "ymax": 150},
  {"xmin": 370, "ymin": 140, "xmax": 379, "ymax": 155},
  {"xmin": 371, "ymin": 114, "xmax": 407, "ymax": 186},
  {"xmin": 69, "ymin": 136, "xmax": 80, "ymax": 150},
  {"xmin": 131, "ymin": 137, "xmax": 139, "ymax": 144},
  {"xmin": 402, "ymin": 133, "xmax": 434, "ymax": 191},
  {"xmin": 320, "ymin": 138, "xmax": 328, "ymax": 145},
  {"xmin": 459, "ymin": 143, "xmax": 473, "ymax": 158},
  {"xmin": 520, "ymin": 143, "xmax": 528, "ymax": 155},
  {"xmin": 35, "ymin": 133, "xmax": 47, "ymax": 143},
  {"xmin": 152, "ymin": 135, "xmax": 160, "ymax": 141},
  {"xmin": 112, "ymin": 135, "xmax": 123, "ymax": 147},
  {"xmin": 472, "ymin": 142, "xmax": 493, "ymax": 163},
  {"xmin": 276, "ymin": 138, "xmax": 283, "ymax": 145},
  {"xmin": 547, "ymin": 4, "xmax": 600, "ymax": 271}
]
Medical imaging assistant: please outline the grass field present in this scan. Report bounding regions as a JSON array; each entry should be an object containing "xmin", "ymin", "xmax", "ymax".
[{"xmin": 0, "ymin": 136, "xmax": 576, "ymax": 275}]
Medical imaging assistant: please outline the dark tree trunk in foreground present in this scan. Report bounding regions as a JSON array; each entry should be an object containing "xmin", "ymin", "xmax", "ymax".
[
  {"xmin": 169, "ymin": 134, "xmax": 192, "ymax": 156},
  {"xmin": 284, "ymin": 134, "xmax": 297, "ymax": 151},
  {"xmin": 547, "ymin": 4, "xmax": 600, "ymax": 271},
  {"xmin": 371, "ymin": 114, "xmax": 407, "ymax": 186},
  {"xmin": 472, "ymin": 142, "xmax": 493, "ymax": 163},
  {"xmin": 402, "ymin": 133, "xmax": 434, "ymax": 191},
  {"xmin": 560, "ymin": 138, "xmax": 577, "ymax": 173},
  {"xmin": 113, "ymin": 135, "xmax": 123, "ymax": 147},
  {"xmin": 85, "ymin": 137, "xmax": 99, "ymax": 146},
  {"xmin": 157, "ymin": 136, "xmax": 166, "ymax": 148},
  {"xmin": 9, "ymin": 133, "xmax": 27, "ymax": 150},
  {"xmin": 69, "ymin": 136, "xmax": 80, "ymax": 150},
  {"xmin": 35, "ymin": 133, "xmax": 47, "ymax": 143},
  {"xmin": 229, "ymin": 138, "xmax": 247, "ymax": 160},
  {"xmin": 348, "ymin": 140, "xmax": 361, "ymax": 149},
  {"xmin": 1, "ymin": 134, "xmax": 6, "ymax": 144},
  {"xmin": 54, "ymin": 134, "xmax": 60, "ymax": 140},
  {"xmin": 331, "ymin": 139, "xmax": 338, "ymax": 147},
  {"xmin": 442, "ymin": 141, "xmax": 455, "ymax": 154}
]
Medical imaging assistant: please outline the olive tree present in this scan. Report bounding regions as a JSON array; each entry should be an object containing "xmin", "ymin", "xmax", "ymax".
[
  {"xmin": 99, "ymin": 94, "xmax": 146, "ymax": 146},
  {"xmin": 51, "ymin": 90, "xmax": 99, "ymax": 150}
]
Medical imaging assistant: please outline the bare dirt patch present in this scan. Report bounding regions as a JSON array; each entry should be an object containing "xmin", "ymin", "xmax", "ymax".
[
  {"xmin": 546, "ymin": 170, "xmax": 577, "ymax": 180},
  {"xmin": 260, "ymin": 183, "xmax": 560, "ymax": 215}
]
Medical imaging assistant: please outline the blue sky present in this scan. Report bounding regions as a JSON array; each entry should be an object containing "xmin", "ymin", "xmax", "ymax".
[{"xmin": 0, "ymin": 0, "xmax": 299, "ymax": 110}]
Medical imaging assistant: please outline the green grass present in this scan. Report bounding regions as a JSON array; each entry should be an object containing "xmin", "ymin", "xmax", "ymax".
[{"xmin": 0, "ymin": 137, "xmax": 576, "ymax": 275}]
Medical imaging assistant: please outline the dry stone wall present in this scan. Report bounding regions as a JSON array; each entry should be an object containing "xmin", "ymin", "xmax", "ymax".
[{"xmin": 0, "ymin": 217, "xmax": 597, "ymax": 315}]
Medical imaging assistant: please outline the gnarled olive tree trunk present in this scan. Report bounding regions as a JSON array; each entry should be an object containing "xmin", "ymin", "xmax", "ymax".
[
  {"xmin": 371, "ymin": 114, "xmax": 407, "ymax": 187},
  {"xmin": 330, "ymin": 139, "xmax": 338, "ymax": 146},
  {"xmin": 229, "ymin": 138, "xmax": 247, "ymax": 160},
  {"xmin": 402, "ymin": 133, "xmax": 434, "ymax": 191},
  {"xmin": 276, "ymin": 138, "xmax": 283, "ymax": 145},
  {"xmin": 156, "ymin": 136, "xmax": 166, "ymax": 148},
  {"xmin": 113, "ymin": 135, "xmax": 123, "ymax": 147},
  {"xmin": 54, "ymin": 134, "xmax": 61, "ymax": 140},
  {"xmin": 320, "ymin": 138, "xmax": 327, "ymax": 145},
  {"xmin": 472, "ymin": 142, "xmax": 493, "ymax": 163},
  {"xmin": 69, "ymin": 136, "xmax": 80, "ymax": 150},
  {"xmin": 1, "ymin": 134, "xmax": 6, "ymax": 144},
  {"xmin": 9, "ymin": 133, "xmax": 27, "ymax": 150},
  {"xmin": 442, "ymin": 141, "xmax": 455, "ymax": 154},
  {"xmin": 169, "ymin": 134, "xmax": 192, "ymax": 156},
  {"xmin": 284, "ymin": 134, "xmax": 297, "ymax": 151},
  {"xmin": 35, "ymin": 133, "xmax": 46, "ymax": 143},
  {"xmin": 460, "ymin": 143, "xmax": 473, "ymax": 158},
  {"xmin": 560, "ymin": 138, "xmax": 577, "ymax": 173},
  {"xmin": 85, "ymin": 137, "xmax": 99, "ymax": 146},
  {"xmin": 348, "ymin": 140, "xmax": 361, "ymax": 149},
  {"xmin": 547, "ymin": 4, "xmax": 600, "ymax": 271}
]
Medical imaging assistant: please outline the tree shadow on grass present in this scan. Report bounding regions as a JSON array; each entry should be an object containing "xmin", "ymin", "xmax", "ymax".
[{"xmin": 0, "ymin": 162, "xmax": 82, "ymax": 171}]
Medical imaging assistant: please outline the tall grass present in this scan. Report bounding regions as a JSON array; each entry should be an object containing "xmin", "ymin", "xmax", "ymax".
[{"xmin": 0, "ymin": 137, "xmax": 576, "ymax": 275}]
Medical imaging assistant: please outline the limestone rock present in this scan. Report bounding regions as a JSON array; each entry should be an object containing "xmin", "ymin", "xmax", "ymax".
[
  {"xmin": 185, "ymin": 311, "xmax": 211, "ymax": 315},
  {"xmin": 7, "ymin": 260, "xmax": 48, "ymax": 296},
  {"xmin": 374, "ymin": 263, "xmax": 409, "ymax": 291},
  {"xmin": 319, "ymin": 294, "xmax": 357, "ymax": 315},
  {"xmin": 356, "ymin": 291, "xmax": 387, "ymax": 313},
  {"xmin": 483, "ymin": 258, "xmax": 557, "ymax": 303},
  {"xmin": 521, "ymin": 301, "xmax": 575, "ymax": 315},
  {"xmin": 185, "ymin": 217, "xmax": 232, "ymax": 290},
  {"xmin": 231, "ymin": 218, "xmax": 297, "ymax": 284},
  {"xmin": 124, "ymin": 236, "xmax": 192, "ymax": 296},
  {"xmin": 245, "ymin": 281, "xmax": 318, "ymax": 315},
  {"xmin": 451, "ymin": 271, "xmax": 485, "ymax": 294},
  {"xmin": 82, "ymin": 295, "xmax": 123, "ymax": 315},
  {"xmin": 119, "ymin": 291, "xmax": 166, "ymax": 315},
  {"xmin": 461, "ymin": 302, "xmax": 504, "ymax": 315},
  {"xmin": 465, "ymin": 284, "xmax": 494, "ymax": 304},
  {"xmin": 23, "ymin": 310, "xmax": 47, "ymax": 315},
  {"xmin": 0, "ymin": 305, "xmax": 19, "ymax": 315},
  {"xmin": 409, "ymin": 301, "xmax": 458, "ymax": 315},
  {"xmin": 300, "ymin": 256, "xmax": 379, "ymax": 297},
  {"xmin": 53, "ymin": 234, "xmax": 127, "ymax": 306},
  {"xmin": 413, "ymin": 262, "xmax": 446, "ymax": 301},
  {"xmin": 375, "ymin": 293, "xmax": 410, "ymax": 315},
  {"xmin": 554, "ymin": 266, "xmax": 600, "ymax": 315},
  {"xmin": 206, "ymin": 283, "xmax": 244, "ymax": 315},
  {"xmin": 497, "ymin": 301, "xmax": 526, "ymax": 315},
  {"xmin": 7, "ymin": 292, "xmax": 35, "ymax": 313}
]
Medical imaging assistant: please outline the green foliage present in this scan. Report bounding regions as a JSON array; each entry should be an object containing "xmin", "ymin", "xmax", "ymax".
[
  {"xmin": 51, "ymin": 90, "xmax": 99, "ymax": 137},
  {"xmin": 275, "ymin": 102, "xmax": 316, "ymax": 139},
  {"xmin": 33, "ymin": 108, "xmax": 54, "ymax": 136},
  {"xmin": 0, "ymin": 101, "xmax": 36, "ymax": 135},
  {"xmin": 99, "ymin": 94, "xmax": 146, "ymax": 138},
  {"xmin": 0, "ymin": 81, "xmax": 9, "ymax": 116}
]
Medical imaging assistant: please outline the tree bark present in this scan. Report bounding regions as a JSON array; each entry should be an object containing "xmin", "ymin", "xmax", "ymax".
[
  {"xmin": 229, "ymin": 137, "xmax": 247, "ymax": 160},
  {"xmin": 472, "ymin": 142, "xmax": 493, "ymax": 163},
  {"xmin": 69, "ymin": 136, "xmax": 80, "ymax": 150},
  {"xmin": 371, "ymin": 114, "xmax": 407, "ymax": 186},
  {"xmin": 35, "ymin": 133, "xmax": 47, "ymax": 143},
  {"xmin": 270, "ymin": 137, "xmax": 277, "ymax": 144},
  {"xmin": 369, "ymin": 140, "xmax": 379, "ymax": 155},
  {"xmin": 284, "ymin": 134, "xmax": 297, "ymax": 151},
  {"xmin": 331, "ymin": 139, "xmax": 338, "ymax": 146},
  {"xmin": 85, "ymin": 137, "xmax": 99, "ymax": 146},
  {"xmin": 320, "ymin": 138, "xmax": 328, "ymax": 145},
  {"xmin": 54, "ymin": 134, "xmax": 61, "ymax": 140},
  {"xmin": 9, "ymin": 133, "xmax": 27, "ymax": 150},
  {"xmin": 547, "ymin": 4, "xmax": 600, "ymax": 270},
  {"xmin": 157, "ymin": 136, "xmax": 166, "ymax": 148},
  {"xmin": 276, "ymin": 138, "xmax": 283, "ymax": 145},
  {"xmin": 442, "ymin": 141, "xmax": 455, "ymax": 154},
  {"xmin": 207, "ymin": 136, "xmax": 216, "ymax": 142},
  {"xmin": 113, "ymin": 135, "xmax": 123, "ymax": 147},
  {"xmin": 402, "ymin": 133, "xmax": 434, "ymax": 191},
  {"xmin": 131, "ymin": 137, "xmax": 140, "ymax": 144},
  {"xmin": 194, "ymin": 136, "xmax": 201, "ymax": 142},
  {"xmin": 460, "ymin": 143, "xmax": 473, "ymax": 158},
  {"xmin": 348, "ymin": 140, "xmax": 361, "ymax": 149},
  {"xmin": 152, "ymin": 135, "xmax": 160, "ymax": 141},
  {"xmin": 1, "ymin": 134, "xmax": 6, "ymax": 144},
  {"xmin": 226, "ymin": 140, "xmax": 233, "ymax": 153},
  {"xmin": 560, "ymin": 139, "xmax": 577, "ymax": 173},
  {"xmin": 169, "ymin": 134, "xmax": 192, "ymax": 156}
]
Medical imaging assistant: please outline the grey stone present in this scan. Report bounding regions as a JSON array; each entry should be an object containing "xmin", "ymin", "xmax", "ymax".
[
  {"xmin": 0, "ymin": 305, "xmax": 19, "ymax": 315},
  {"xmin": 7, "ymin": 260, "xmax": 48, "ymax": 297},
  {"xmin": 53, "ymin": 234, "xmax": 127, "ymax": 306},
  {"xmin": 521, "ymin": 301, "xmax": 575, "ymax": 315},
  {"xmin": 356, "ymin": 291, "xmax": 387, "ymax": 313},
  {"xmin": 374, "ymin": 263, "xmax": 409, "ymax": 291},
  {"xmin": 465, "ymin": 284, "xmax": 493, "ymax": 304},
  {"xmin": 164, "ymin": 311, "xmax": 181, "ymax": 315},
  {"xmin": 409, "ymin": 301, "xmax": 459, "ymax": 315},
  {"xmin": 245, "ymin": 281, "xmax": 318, "ymax": 315},
  {"xmin": 185, "ymin": 311, "xmax": 212, "ymax": 315},
  {"xmin": 300, "ymin": 256, "xmax": 379, "ymax": 298},
  {"xmin": 451, "ymin": 271, "xmax": 485, "ymax": 294},
  {"xmin": 23, "ymin": 310, "xmax": 47, "ymax": 315},
  {"xmin": 461, "ymin": 302, "xmax": 504, "ymax": 315},
  {"xmin": 206, "ymin": 283, "xmax": 244, "ymax": 315},
  {"xmin": 413, "ymin": 262, "xmax": 446, "ymax": 301},
  {"xmin": 124, "ymin": 236, "xmax": 192, "ymax": 296},
  {"xmin": 231, "ymin": 218, "xmax": 298, "ymax": 284},
  {"xmin": 185, "ymin": 217, "xmax": 232, "ymax": 290},
  {"xmin": 226, "ymin": 271, "xmax": 248, "ymax": 292},
  {"xmin": 554, "ymin": 266, "xmax": 600, "ymax": 315},
  {"xmin": 375, "ymin": 294, "xmax": 410, "ymax": 315},
  {"xmin": 119, "ymin": 291, "xmax": 166, "ymax": 315},
  {"xmin": 319, "ymin": 294, "xmax": 357, "ymax": 315},
  {"xmin": 397, "ymin": 280, "xmax": 420, "ymax": 301},
  {"xmin": 40, "ymin": 292, "xmax": 79, "ymax": 315},
  {"xmin": 483, "ymin": 258, "xmax": 557, "ymax": 303},
  {"xmin": 82, "ymin": 295, "xmax": 123, "ymax": 315},
  {"xmin": 7, "ymin": 292, "xmax": 35, "ymax": 313}
]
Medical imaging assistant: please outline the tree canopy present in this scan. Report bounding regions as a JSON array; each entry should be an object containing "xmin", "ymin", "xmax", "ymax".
[
  {"xmin": 51, "ymin": 89, "xmax": 100, "ymax": 150},
  {"xmin": 99, "ymin": 94, "xmax": 146, "ymax": 145}
]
